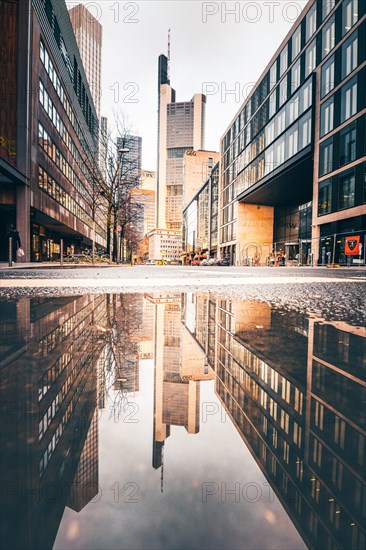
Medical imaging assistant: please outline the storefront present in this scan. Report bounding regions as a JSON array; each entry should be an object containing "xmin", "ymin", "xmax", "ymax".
[{"xmin": 31, "ymin": 223, "xmax": 75, "ymax": 262}]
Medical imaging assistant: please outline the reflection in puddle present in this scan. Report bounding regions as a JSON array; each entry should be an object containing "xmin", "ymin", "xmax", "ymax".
[{"xmin": 0, "ymin": 293, "xmax": 365, "ymax": 550}]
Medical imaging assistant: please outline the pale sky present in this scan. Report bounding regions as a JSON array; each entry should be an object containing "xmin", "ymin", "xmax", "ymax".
[{"xmin": 67, "ymin": 0, "xmax": 308, "ymax": 170}]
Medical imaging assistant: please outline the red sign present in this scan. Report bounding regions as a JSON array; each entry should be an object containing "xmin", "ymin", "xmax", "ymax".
[{"xmin": 345, "ymin": 236, "xmax": 361, "ymax": 255}]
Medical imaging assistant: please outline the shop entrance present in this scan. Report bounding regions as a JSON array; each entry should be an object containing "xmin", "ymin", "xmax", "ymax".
[
  {"xmin": 0, "ymin": 206, "xmax": 16, "ymax": 261},
  {"xmin": 299, "ymin": 239, "xmax": 312, "ymax": 265}
]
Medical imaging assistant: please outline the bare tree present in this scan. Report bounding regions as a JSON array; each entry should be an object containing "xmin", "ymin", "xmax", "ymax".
[{"xmin": 81, "ymin": 113, "xmax": 143, "ymax": 262}]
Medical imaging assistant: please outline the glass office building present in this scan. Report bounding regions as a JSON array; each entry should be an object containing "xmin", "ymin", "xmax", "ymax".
[{"xmin": 220, "ymin": 0, "xmax": 366, "ymax": 265}]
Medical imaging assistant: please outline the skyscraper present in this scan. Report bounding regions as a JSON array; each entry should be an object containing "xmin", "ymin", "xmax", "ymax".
[
  {"xmin": 116, "ymin": 135, "xmax": 142, "ymax": 181},
  {"xmin": 149, "ymin": 53, "xmax": 207, "ymax": 262},
  {"xmin": 69, "ymin": 3, "xmax": 102, "ymax": 122},
  {"xmin": 156, "ymin": 54, "xmax": 206, "ymax": 230}
]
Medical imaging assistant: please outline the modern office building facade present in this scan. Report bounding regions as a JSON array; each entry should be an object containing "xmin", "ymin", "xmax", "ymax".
[
  {"xmin": 183, "ymin": 162, "xmax": 220, "ymax": 261},
  {"xmin": 220, "ymin": 0, "xmax": 366, "ymax": 265},
  {"xmin": 0, "ymin": 0, "xmax": 106, "ymax": 262},
  {"xmin": 68, "ymin": 3, "xmax": 102, "ymax": 123}
]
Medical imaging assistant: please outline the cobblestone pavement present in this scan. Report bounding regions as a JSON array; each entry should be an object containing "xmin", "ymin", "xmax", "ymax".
[{"xmin": 1, "ymin": 266, "xmax": 365, "ymax": 324}]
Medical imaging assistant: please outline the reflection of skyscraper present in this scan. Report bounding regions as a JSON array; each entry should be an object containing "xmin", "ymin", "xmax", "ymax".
[
  {"xmin": 200, "ymin": 294, "xmax": 366, "ymax": 550},
  {"xmin": 0, "ymin": 295, "xmax": 107, "ymax": 550},
  {"xmin": 146, "ymin": 294, "xmax": 200, "ymax": 478},
  {"xmin": 68, "ymin": 410, "xmax": 99, "ymax": 512}
]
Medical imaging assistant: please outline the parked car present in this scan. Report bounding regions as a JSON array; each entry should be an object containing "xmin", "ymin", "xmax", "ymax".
[
  {"xmin": 218, "ymin": 257, "xmax": 230, "ymax": 266},
  {"xmin": 192, "ymin": 254, "xmax": 206, "ymax": 266},
  {"xmin": 200, "ymin": 259, "xmax": 208, "ymax": 266}
]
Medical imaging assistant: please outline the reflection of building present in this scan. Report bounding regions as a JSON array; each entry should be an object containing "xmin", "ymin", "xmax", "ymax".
[
  {"xmin": 68, "ymin": 410, "xmax": 99, "ymax": 512},
  {"xmin": 0, "ymin": 0, "xmax": 105, "ymax": 262},
  {"xmin": 0, "ymin": 295, "xmax": 107, "ymax": 550},
  {"xmin": 219, "ymin": 0, "xmax": 366, "ymax": 265},
  {"xmin": 69, "ymin": 3, "xmax": 102, "ymax": 122},
  {"xmin": 199, "ymin": 293, "xmax": 366, "ymax": 550},
  {"xmin": 146, "ymin": 294, "xmax": 205, "ymax": 481}
]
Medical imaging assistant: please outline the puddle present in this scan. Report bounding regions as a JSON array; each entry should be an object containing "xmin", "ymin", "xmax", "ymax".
[{"xmin": 0, "ymin": 293, "xmax": 365, "ymax": 550}]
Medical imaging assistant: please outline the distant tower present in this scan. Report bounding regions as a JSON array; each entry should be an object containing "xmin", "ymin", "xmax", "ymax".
[
  {"xmin": 155, "ymin": 46, "xmax": 206, "ymax": 229},
  {"xmin": 69, "ymin": 4, "xmax": 102, "ymax": 122}
]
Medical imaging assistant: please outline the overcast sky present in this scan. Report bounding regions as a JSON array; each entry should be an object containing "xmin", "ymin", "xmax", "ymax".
[{"xmin": 67, "ymin": 0, "xmax": 308, "ymax": 170}]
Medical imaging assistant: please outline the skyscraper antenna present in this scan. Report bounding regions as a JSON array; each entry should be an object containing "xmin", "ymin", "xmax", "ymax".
[{"xmin": 167, "ymin": 28, "xmax": 171, "ymax": 82}]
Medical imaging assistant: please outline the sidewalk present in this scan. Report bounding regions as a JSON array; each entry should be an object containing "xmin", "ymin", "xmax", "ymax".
[{"xmin": 0, "ymin": 261, "xmax": 118, "ymax": 270}]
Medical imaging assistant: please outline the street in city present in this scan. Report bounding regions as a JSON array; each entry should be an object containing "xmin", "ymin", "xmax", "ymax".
[{"xmin": 1, "ymin": 1, "xmax": 366, "ymax": 550}]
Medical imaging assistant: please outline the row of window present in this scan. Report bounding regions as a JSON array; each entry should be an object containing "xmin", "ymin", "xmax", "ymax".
[
  {"xmin": 319, "ymin": 169, "xmax": 354, "ymax": 214},
  {"xmin": 40, "ymin": 39, "xmax": 93, "ymax": 152},
  {"xmin": 38, "ymin": 296, "xmax": 104, "ymax": 356},
  {"xmin": 320, "ymin": 74, "xmax": 359, "ymax": 137},
  {"xmin": 38, "ymin": 344, "xmax": 93, "ymax": 442},
  {"xmin": 319, "ymin": 116, "xmax": 364, "ymax": 176},
  {"xmin": 223, "ymin": 0, "xmax": 362, "ymax": 154},
  {"xmin": 321, "ymin": 28, "xmax": 359, "ymax": 98},
  {"xmin": 38, "ymin": 125, "xmax": 106, "ymax": 239},
  {"xmin": 39, "ymin": 80, "xmax": 94, "ymax": 207},
  {"xmin": 38, "ymin": 377, "xmax": 86, "ymax": 479},
  {"xmin": 40, "ymin": 0, "xmax": 97, "ymax": 137}
]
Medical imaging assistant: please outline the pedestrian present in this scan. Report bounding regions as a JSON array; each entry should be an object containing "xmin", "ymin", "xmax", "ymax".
[{"xmin": 6, "ymin": 225, "xmax": 22, "ymax": 262}]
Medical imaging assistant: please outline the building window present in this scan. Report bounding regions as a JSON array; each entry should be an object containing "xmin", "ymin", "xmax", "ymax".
[
  {"xmin": 291, "ymin": 59, "xmax": 301, "ymax": 92},
  {"xmin": 340, "ymin": 76, "xmax": 357, "ymax": 123},
  {"xmin": 269, "ymin": 62, "xmax": 277, "ymax": 90},
  {"xmin": 319, "ymin": 137, "xmax": 333, "ymax": 176},
  {"xmin": 280, "ymin": 45, "xmax": 288, "ymax": 77},
  {"xmin": 280, "ymin": 409, "xmax": 290, "ymax": 433},
  {"xmin": 292, "ymin": 26, "xmax": 301, "ymax": 60},
  {"xmin": 318, "ymin": 178, "xmax": 332, "ymax": 215},
  {"xmin": 342, "ymin": 0, "xmax": 358, "ymax": 36},
  {"xmin": 287, "ymin": 125, "xmax": 299, "ymax": 158},
  {"xmin": 339, "ymin": 170, "xmax": 355, "ymax": 209},
  {"xmin": 322, "ymin": 15, "xmax": 335, "ymax": 58},
  {"xmin": 320, "ymin": 97, "xmax": 334, "ymax": 137},
  {"xmin": 306, "ymin": 6, "xmax": 317, "ymax": 42},
  {"xmin": 321, "ymin": 55, "xmax": 335, "ymax": 97},
  {"xmin": 299, "ymin": 111, "xmax": 312, "ymax": 148},
  {"xmin": 269, "ymin": 90, "xmax": 276, "ymax": 118},
  {"xmin": 339, "ymin": 123, "xmax": 356, "ymax": 166},
  {"xmin": 305, "ymin": 39, "xmax": 316, "ymax": 78},
  {"xmin": 341, "ymin": 31, "xmax": 358, "ymax": 79},
  {"xmin": 279, "ymin": 76, "xmax": 287, "ymax": 107},
  {"xmin": 322, "ymin": 0, "xmax": 335, "ymax": 20}
]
